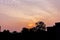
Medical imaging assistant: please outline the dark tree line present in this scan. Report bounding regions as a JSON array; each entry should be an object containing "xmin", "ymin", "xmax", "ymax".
[{"xmin": 0, "ymin": 21, "xmax": 60, "ymax": 40}]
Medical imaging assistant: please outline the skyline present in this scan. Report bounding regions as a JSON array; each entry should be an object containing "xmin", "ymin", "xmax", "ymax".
[{"xmin": 0, "ymin": 0, "xmax": 60, "ymax": 32}]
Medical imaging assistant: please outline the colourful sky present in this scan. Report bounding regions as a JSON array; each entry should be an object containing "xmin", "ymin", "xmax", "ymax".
[{"xmin": 0, "ymin": 0, "xmax": 60, "ymax": 32}]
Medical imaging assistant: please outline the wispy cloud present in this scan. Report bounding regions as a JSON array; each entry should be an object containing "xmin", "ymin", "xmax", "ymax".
[{"xmin": 0, "ymin": 0, "xmax": 60, "ymax": 32}]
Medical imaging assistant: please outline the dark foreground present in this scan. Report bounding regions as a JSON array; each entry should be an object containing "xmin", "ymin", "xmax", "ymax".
[
  {"xmin": 0, "ymin": 31, "xmax": 47, "ymax": 40},
  {"xmin": 0, "ymin": 22, "xmax": 60, "ymax": 40},
  {"xmin": 0, "ymin": 29, "xmax": 56, "ymax": 40}
]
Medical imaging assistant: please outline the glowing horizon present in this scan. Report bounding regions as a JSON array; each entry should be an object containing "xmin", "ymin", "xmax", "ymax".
[{"xmin": 0, "ymin": 0, "xmax": 60, "ymax": 32}]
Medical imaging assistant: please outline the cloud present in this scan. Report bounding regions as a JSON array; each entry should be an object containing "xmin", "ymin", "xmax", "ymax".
[
  {"xmin": 0, "ymin": 0, "xmax": 60, "ymax": 22},
  {"xmin": 0, "ymin": 0, "xmax": 60, "ymax": 31}
]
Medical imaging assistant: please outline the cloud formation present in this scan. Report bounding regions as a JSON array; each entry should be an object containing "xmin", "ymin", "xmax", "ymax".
[{"xmin": 0, "ymin": 0, "xmax": 60, "ymax": 32}]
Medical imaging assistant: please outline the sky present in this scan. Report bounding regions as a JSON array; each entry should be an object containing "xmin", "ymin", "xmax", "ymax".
[{"xmin": 0, "ymin": 0, "xmax": 60, "ymax": 32}]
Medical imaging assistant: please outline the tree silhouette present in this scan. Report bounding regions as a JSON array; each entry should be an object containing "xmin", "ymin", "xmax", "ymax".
[
  {"xmin": 21, "ymin": 28, "xmax": 29, "ymax": 33},
  {"xmin": 35, "ymin": 21, "xmax": 47, "ymax": 31}
]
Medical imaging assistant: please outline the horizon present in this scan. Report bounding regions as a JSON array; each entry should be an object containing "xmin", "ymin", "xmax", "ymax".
[
  {"xmin": 0, "ymin": 22, "xmax": 60, "ymax": 32},
  {"xmin": 0, "ymin": 0, "xmax": 60, "ymax": 32}
]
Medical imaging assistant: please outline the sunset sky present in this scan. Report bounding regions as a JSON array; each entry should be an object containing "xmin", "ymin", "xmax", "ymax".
[{"xmin": 0, "ymin": 0, "xmax": 60, "ymax": 32}]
